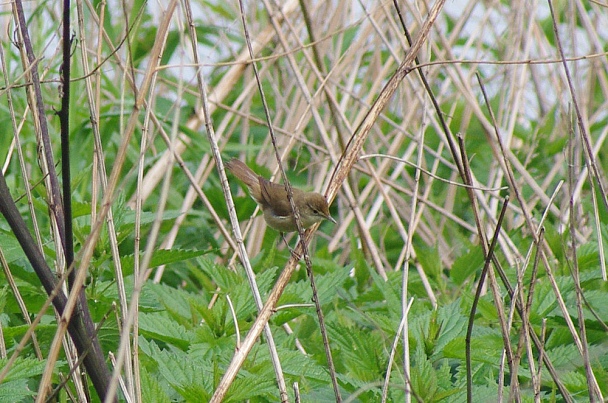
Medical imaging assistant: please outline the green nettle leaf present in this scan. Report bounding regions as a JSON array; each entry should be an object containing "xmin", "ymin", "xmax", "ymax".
[
  {"xmin": 474, "ymin": 295, "xmax": 499, "ymax": 322},
  {"xmin": 315, "ymin": 267, "xmax": 351, "ymax": 306},
  {"xmin": 559, "ymin": 371, "xmax": 590, "ymax": 394},
  {"xmin": 196, "ymin": 259, "xmax": 274, "ymax": 322},
  {"xmin": 148, "ymin": 283, "xmax": 195, "ymax": 325},
  {"xmin": 157, "ymin": 350, "xmax": 212, "ymax": 401},
  {"xmin": 327, "ymin": 321, "xmax": 386, "ymax": 386},
  {"xmin": 139, "ymin": 366, "xmax": 172, "ymax": 403},
  {"xmin": 410, "ymin": 347, "xmax": 438, "ymax": 401},
  {"xmin": 413, "ymin": 241, "xmax": 443, "ymax": 282},
  {"xmin": 528, "ymin": 280, "xmax": 559, "ymax": 323},
  {"xmin": 450, "ymin": 247, "xmax": 485, "ymax": 285},
  {"xmin": 0, "ymin": 358, "xmax": 66, "ymax": 402},
  {"xmin": 250, "ymin": 265, "xmax": 280, "ymax": 297},
  {"xmin": 0, "ymin": 230, "xmax": 25, "ymax": 264},
  {"xmin": 198, "ymin": 257, "xmax": 242, "ymax": 290},
  {"xmin": 433, "ymin": 301, "xmax": 467, "ymax": 357},
  {"xmin": 0, "ymin": 379, "xmax": 35, "ymax": 402},
  {"xmin": 0, "ymin": 357, "xmax": 58, "ymax": 382},
  {"xmin": 442, "ymin": 326, "xmax": 503, "ymax": 365},
  {"xmin": 433, "ymin": 359, "xmax": 462, "ymax": 400},
  {"xmin": 224, "ymin": 376, "xmax": 278, "ymax": 402},
  {"xmin": 408, "ymin": 301, "xmax": 467, "ymax": 359},
  {"xmin": 190, "ymin": 296, "xmax": 229, "ymax": 337},
  {"xmin": 138, "ymin": 312, "xmax": 192, "ymax": 350},
  {"xmin": 120, "ymin": 249, "xmax": 210, "ymax": 276},
  {"xmin": 368, "ymin": 271, "xmax": 402, "ymax": 320},
  {"xmin": 279, "ymin": 351, "xmax": 331, "ymax": 382}
]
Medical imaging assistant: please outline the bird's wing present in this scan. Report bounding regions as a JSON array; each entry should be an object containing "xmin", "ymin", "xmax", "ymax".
[{"xmin": 259, "ymin": 179, "xmax": 294, "ymax": 216}]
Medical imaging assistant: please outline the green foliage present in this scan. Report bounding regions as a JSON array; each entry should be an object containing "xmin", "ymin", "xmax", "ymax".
[
  {"xmin": 2, "ymin": 0, "xmax": 608, "ymax": 401},
  {"xmin": 117, "ymin": 247, "xmax": 607, "ymax": 401},
  {"xmin": 139, "ymin": 366, "xmax": 172, "ymax": 403},
  {"xmin": 120, "ymin": 249, "xmax": 212, "ymax": 277},
  {"xmin": 0, "ymin": 358, "xmax": 64, "ymax": 402},
  {"xmin": 0, "ymin": 380, "xmax": 35, "ymax": 403}
]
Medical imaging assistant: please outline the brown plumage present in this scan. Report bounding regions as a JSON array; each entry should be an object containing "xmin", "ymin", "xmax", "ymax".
[{"xmin": 225, "ymin": 159, "xmax": 336, "ymax": 232}]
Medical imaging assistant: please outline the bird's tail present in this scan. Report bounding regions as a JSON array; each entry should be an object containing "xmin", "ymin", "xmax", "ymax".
[{"xmin": 225, "ymin": 159, "xmax": 261, "ymax": 196}]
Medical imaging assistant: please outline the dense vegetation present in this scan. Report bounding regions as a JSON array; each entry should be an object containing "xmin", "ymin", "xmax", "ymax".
[{"xmin": 1, "ymin": 0, "xmax": 607, "ymax": 401}]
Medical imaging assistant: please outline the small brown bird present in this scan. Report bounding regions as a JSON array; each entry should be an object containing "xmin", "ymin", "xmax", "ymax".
[{"xmin": 225, "ymin": 159, "xmax": 336, "ymax": 232}]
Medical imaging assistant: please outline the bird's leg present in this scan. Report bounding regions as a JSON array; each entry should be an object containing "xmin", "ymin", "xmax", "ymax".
[{"xmin": 280, "ymin": 232, "xmax": 300, "ymax": 259}]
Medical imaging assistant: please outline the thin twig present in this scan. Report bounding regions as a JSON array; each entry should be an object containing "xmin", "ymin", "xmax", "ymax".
[
  {"xmin": 566, "ymin": 118, "xmax": 601, "ymax": 402},
  {"xmin": 547, "ymin": 0, "xmax": 608, "ymax": 213},
  {"xmin": 465, "ymin": 196, "xmax": 509, "ymax": 402}
]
